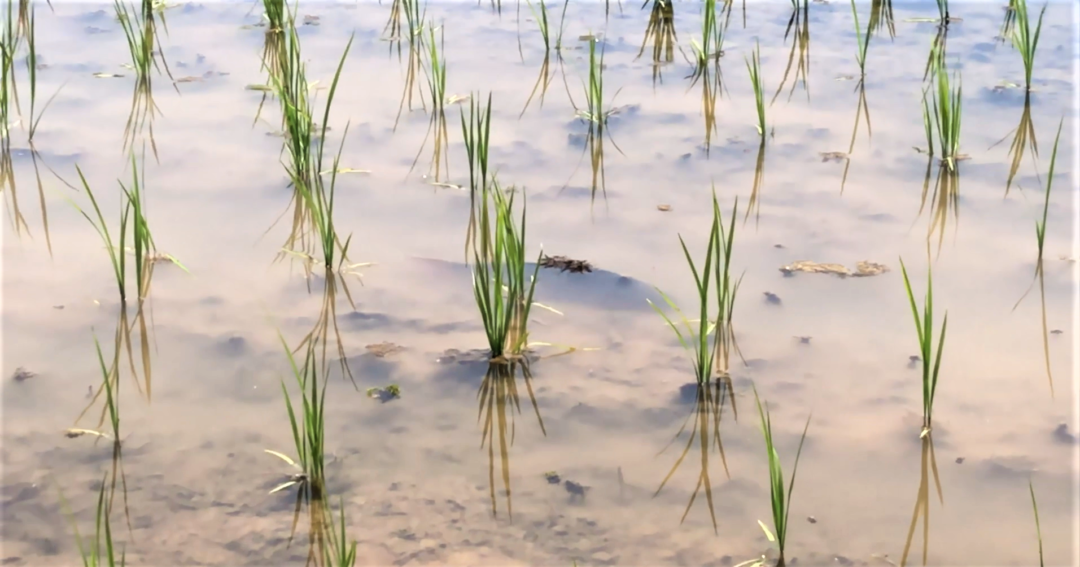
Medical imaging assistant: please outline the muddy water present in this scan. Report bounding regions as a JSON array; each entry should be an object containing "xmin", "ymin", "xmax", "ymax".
[{"xmin": 2, "ymin": 1, "xmax": 1078, "ymax": 565}]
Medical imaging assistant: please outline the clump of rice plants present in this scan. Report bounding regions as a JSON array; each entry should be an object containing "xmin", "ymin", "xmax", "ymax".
[
  {"xmin": 1011, "ymin": 0, "xmax": 1045, "ymax": 91},
  {"xmin": 869, "ymin": 0, "xmax": 895, "ymax": 38},
  {"xmin": 649, "ymin": 192, "xmax": 741, "ymax": 385},
  {"xmin": 115, "ymin": 0, "xmax": 162, "ymax": 159},
  {"xmin": 751, "ymin": 384, "xmax": 811, "ymax": 567},
  {"xmin": 567, "ymin": 37, "xmax": 625, "ymax": 203},
  {"xmin": 60, "ymin": 471, "xmax": 127, "ymax": 567},
  {"xmin": 409, "ymin": 22, "xmax": 449, "ymax": 181},
  {"xmin": 266, "ymin": 335, "xmax": 331, "ymax": 564},
  {"xmin": 636, "ymin": 0, "xmax": 677, "ymax": 86},
  {"xmin": 899, "ymin": 258, "xmax": 948, "ymax": 437},
  {"xmin": 851, "ymin": 0, "xmax": 870, "ymax": 80},
  {"xmin": 689, "ymin": 0, "xmax": 723, "ymax": 79},
  {"xmin": 393, "ymin": 0, "xmax": 427, "ymax": 131},
  {"xmin": 520, "ymin": 0, "xmax": 568, "ymax": 115},
  {"xmin": 921, "ymin": 54, "xmax": 962, "ymax": 172},
  {"xmin": 745, "ymin": 40, "xmax": 766, "ymax": 138},
  {"xmin": 261, "ymin": 0, "xmax": 286, "ymax": 79},
  {"xmin": 1, "ymin": 0, "xmax": 26, "ymax": 234}
]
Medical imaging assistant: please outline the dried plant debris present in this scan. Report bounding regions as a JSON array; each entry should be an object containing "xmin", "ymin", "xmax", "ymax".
[
  {"xmin": 564, "ymin": 479, "xmax": 590, "ymax": 501},
  {"xmin": 539, "ymin": 254, "xmax": 594, "ymax": 274},
  {"xmin": 365, "ymin": 342, "xmax": 405, "ymax": 358},
  {"xmin": 543, "ymin": 471, "xmax": 562, "ymax": 484},
  {"xmin": 366, "ymin": 384, "xmax": 401, "ymax": 403},
  {"xmin": 11, "ymin": 367, "xmax": 36, "ymax": 382},
  {"xmin": 437, "ymin": 348, "xmax": 541, "ymax": 365},
  {"xmin": 780, "ymin": 260, "xmax": 889, "ymax": 278},
  {"xmin": 819, "ymin": 151, "xmax": 849, "ymax": 163},
  {"xmin": 656, "ymin": 204, "xmax": 672, "ymax": 212}
]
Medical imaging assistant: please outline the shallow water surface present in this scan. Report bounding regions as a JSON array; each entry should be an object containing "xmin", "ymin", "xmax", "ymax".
[{"xmin": 2, "ymin": 1, "xmax": 1078, "ymax": 566}]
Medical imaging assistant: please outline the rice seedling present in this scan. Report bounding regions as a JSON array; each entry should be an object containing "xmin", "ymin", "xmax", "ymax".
[
  {"xmin": 115, "ymin": 0, "xmax": 162, "ymax": 160},
  {"xmin": 869, "ymin": 0, "xmax": 895, "ymax": 38},
  {"xmin": 383, "ymin": 0, "xmax": 403, "ymax": 42},
  {"xmin": 648, "ymin": 192, "xmax": 741, "ymax": 384},
  {"xmin": 1012, "ymin": 119, "xmax": 1062, "ymax": 397},
  {"xmin": 478, "ymin": 360, "xmax": 546, "ymax": 519},
  {"xmin": 470, "ymin": 178, "xmax": 542, "ymax": 360},
  {"xmin": 922, "ymin": 26, "xmax": 946, "ymax": 83},
  {"xmin": 745, "ymin": 40, "xmax": 766, "ymax": 139},
  {"xmin": 520, "ymin": 0, "xmax": 568, "ymax": 115},
  {"xmin": 653, "ymin": 379, "xmax": 734, "ymax": 535},
  {"xmin": 636, "ymin": 0, "xmax": 677, "ymax": 86},
  {"xmin": 851, "ymin": 0, "xmax": 870, "ymax": 80},
  {"xmin": 751, "ymin": 385, "xmax": 811, "ymax": 567},
  {"xmin": 998, "ymin": 0, "xmax": 1017, "ymax": 44},
  {"xmin": 392, "ymin": 0, "xmax": 427, "ymax": 131},
  {"xmin": 1011, "ymin": 0, "xmax": 1045, "ymax": 91},
  {"xmin": 566, "ymin": 37, "xmax": 625, "ymax": 203},
  {"xmin": 409, "ymin": 22, "xmax": 449, "ymax": 181},
  {"xmin": 1029, "ymin": 479, "xmax": 1044, "ymax": 567},
  {"xmin": 1, "ymin": 0, "xmax": 26, "ymax": 232},
  {"xmin": 266, "ymin": 334, "xmax": 331, "ymax": 564},
  {"xmin": 688, "ymin": 0, "xmax": 722, "ymax": 78},
  {"xmin": 922, "ymin": 55, "xmax": 962, "ymax": 172},
  {"xmin": 320, "ymin": 497, "xmax": 358, "ymax": 567},
  {"xmin": 260, "ymin": 0, "xmax": 287, "ymax": 81},
  {"xmin": 91, "ymin": 334, "xmax": 133, "ymax": 535},
  {"xmin": 771, "ymin": 0, "xmax": 809, "ymax": 105},
  {"xmin": 899, "ymin": 258, "xmax": 948, "ymax": 437},
  {"xmin": 461, "ymin": 93, "xmax": 493, "ymax": 261},
  {"xmin": 934, "ymin": 0, "xmax": 952, "ymax": 25},
  {"xmin": 60, "ymin": 471, "xmax": 126, "ymax": 567}
]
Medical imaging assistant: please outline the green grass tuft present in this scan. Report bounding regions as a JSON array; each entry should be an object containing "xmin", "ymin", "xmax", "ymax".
[{"xmin": 899, "ymin": 258, "xmax": 948, "ymax": 435}]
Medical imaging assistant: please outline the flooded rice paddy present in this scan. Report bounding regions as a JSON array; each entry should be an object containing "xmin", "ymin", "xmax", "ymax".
[{"xmin": 1, "ymin": 0, "xmax": 1078, "ymax": 565}]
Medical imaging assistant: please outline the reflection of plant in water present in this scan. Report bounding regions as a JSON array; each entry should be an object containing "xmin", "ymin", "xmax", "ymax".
[
  {"xmin": 993, "ymin": 92, "xmax": 1036, "ymax": 195},
  {"xmin": 636, "ymin": 0, "xmax": 677, "ymax": 86},
  {"xmin": 869, "ymin": 0, "xmax": 895, "ymax": 38},
  {"xmin": 653, "ymin": 381, "xmax": 734, "ymax": 534},
  {"xmin": 1012, "ymin": 120, "xmax": 1062, "ymax": 398},
  {"xmin": 899, "ymin": 258, "xmax": 948, "ymax": 438},
  {"xmin": 393, "ymin": 0, "xmax": 427, "ymax": 132},
  {"xmin": 61, "ymin": 468, "xmax": 128, "ymax": 567},
  {"xmin": 477, "ymin": 361, "xmax": 546, "ymax": 519},
  {"xmin": 261, "ymin": 0, "xmax": 286, "ymax": 81},
  {"xmin": 1028, "ymin": 479, "xmax": 1044, "ymax": 567},
  {"xmin": 900, "ymin": 434, "xmax": 943, "ymax": 567},
  {"xmin": 751, "ymin": 384, "xmax": 810, "ymax": 567},
  {"xmin": 687, "ymin": 0, "xmax": 729, "ymax": 154},
  {"xmin": 838, "ymin": 0, "xmax": 872, "ymax": 194},
  {"xmin": 409, "ymin": 23, "xmax": 449, "ymax": 181},
  {"xmin": 918, "ymin": 51, "xmax": 962, "ymax": 248},
  {"xmin": 520, "ymin": 0, "xmax": 568, "ymax": 116},
  {"xmin": 115, "ymin": 0, "xmax": 174, "ymax": 162},
  {"xmin": 771, "ymin": 0, "xmax": 808, "ymax": 104}
]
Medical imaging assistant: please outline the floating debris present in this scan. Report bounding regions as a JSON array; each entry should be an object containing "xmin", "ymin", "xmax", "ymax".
[
  {"xmin": 539, "ymin": 254, "xmax": 594, "ymax": 274},
  {"xmin": 366, "ymin": 384, "xmax": 401, "ymax": 403},
  {"xmin": 819, "ymin": 151, "xmax": 849, "ymax": 163},
  {"xmin": 806, "ymin": 515, "xmax": 817, "ymax": 524},
  {"xmin": 955, "ymin": 457, "xmax": 965, "ymax": 464},
  {"xmin": 1050, "ymin": 329, "xmax": 1063, "ymax": 335},
  {"xmin": 245, "ymin": 84, "xmax": 273, "ymax": 92},
  {"xmin": 780, "ymin": 260, "xmax": 889, "ymax": 278},
  {"xmin": 302, "ymin": 14, "xmax": 319, "ymax": 25},
  {"xmin": 907, "ymin": 355, "xmax": 921, "ymax": 369},
  {"xmin": 543, "ymin": 471, "xmax": 561, "ymax": 484},
  {"xmin": 564, "ymin": 479, "xmax": 590, "ymax": 501},
  {"xmin": 365, "ymin": 342, "xmax": 404, "ymax": 358},
  {"xmin": 92, "ymin": 72, "xmax": 124, "ymax": 78},
  {"xmin": 64, "ymin": 428, "xmax": 110, "ymax": 439},
  {"xmin": 11, "ymin": 367, "xmax": 35, "ymax": 382},
  {"xmin": 763, "ymin": 291, "xmax": 782, "ymax": 305},
  {"xmin": 656, "ymin": 204, "xmax": 672, "ymax": 212},
  {"xmin": 795, "ymin": 336, "xmax": 812, "ymax": 345}
]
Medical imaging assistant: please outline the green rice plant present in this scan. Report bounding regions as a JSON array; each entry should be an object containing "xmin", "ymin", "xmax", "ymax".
[
  {"xmin": 567, "ymin": 37, "xmax": 624, "ymax": 202},
  {"xmin": 998, "ymin": 0, "xmax": 1017, "ymax": 44},
  {"xmin": 869, "ymin": 0, "xmax": 895, "ymax": 38},
  {"xmin": 654, "ymin": 379, "xmax": 734, "ymax": 535},
  {"xmin": 922, "ymin": 27, "xmax": 946, "ymax": 83},
  {"xmin": 851, "ymin": 0, "xmax": 870, "ymax": 79},
  {"xmin": 471, "ymin": 179, "xmax": 542, "ymax": 360},
  {"xmin": 409, "ymin": 22, "xmax": 449, "ymax": 181},
  {"xmin": 261, "ymin": 0, "xmax": 286, "ymax": 80},
  {"xmin": 1029, "ymin": 479, "xmax": 1044, "ymax": 567},
  {"xmin": 934, "ymin": 0, "xmax": 950, "ymax": 25},
  {"xmin": 60, "ymin": 471, "xmax": 126, "ymax": 567},
  {"xmin": 266, "ymin": 334, "xmax": 331, "ymax": 562},
  {"xmin": 751, "ymin": 384, "xmax": 811, "ymax": 567},
  {"xmin": 899, "ymin": 258, "xmax": 948, "ymax": 436},
  {"xmin": 1013, "ymin": 119, "xmax": 1062, "ymax": 397},
  {"xmin": 636, "ymin": 0, "xmax": 678, "ymax": 86},
  {"xmin": 461, "ymin": 93, "xmax": 493, "ymax": 261},
  {"xmin": 771, "ymin": 0, "xmax": 808, "ymax": 105},
  {"xmin": 91, "ymin": 334, "xmax": 133, "ymax": 535},
  {"xmin": 1011, "ymin": 0, "xmax": 1045, "ymax": 91},
  {"xmin": 900, "ymin": 434, "xmax": 943, "ymax": 567},
  {"xmin": 478, "ymin": 360, "xmax": 546, "ymax": 519},
  {"xmin": 648, "ymin": 192, "xmax": 740, "ymax": 385},
  {"xmin": 520, "ymin": 0, "xmax": 568, "ymax": 115},
  {"xmin": 392, "ymin": 0, "xmax": 427, "ymax": 131},
  {"xmin": 838, "ymin": 77, "xmax": 872, "ymax": 195},
  {"xmin": 922, "ymin": 56, "xmax": 962, "ymax": 172},
  {"xmin": 689, "ymin": 0, "xmax": 720, "ymax": 74},
  {"xmin": 320, "ymin": 497, "xmax": 358, "ymax": 567},
  {"xmin": 115, "ymin": 0, "xmax": 161, "ymax": 160},
  {"xmin": 1, "ymin": 0, "xmax": 26, "ymax": 233},
  {"xmin": 745, "ymin": 40, "xmax": 766, "ymax": 138}
]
